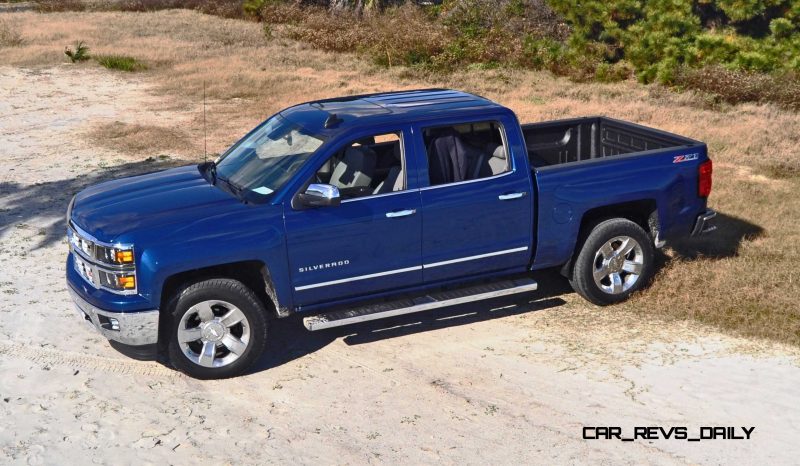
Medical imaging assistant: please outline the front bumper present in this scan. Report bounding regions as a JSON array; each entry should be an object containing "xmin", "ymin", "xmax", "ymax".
[
  {"xmin": 68, "ymin": 287, "xmax": 159, "ymax": 346},
  {"xmin": 691, "ymin": 209, "xmax": 718, "ymax": 236}
]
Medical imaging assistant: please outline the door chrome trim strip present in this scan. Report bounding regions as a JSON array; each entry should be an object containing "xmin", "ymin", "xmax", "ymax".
[
  {"xmin": 418, "ymin": 168, "xmax": 516, "ymax": 191},
  {"xmin": 422, "ymin": 246, "xmax": 529, "ymax": 269},
  {"xmin": 294, "ymin": 246, "xmax": 529, "ymax": 291},
  {"xmin": 295, "ymin": 265, "xmax": 423, "ymax": 291}
]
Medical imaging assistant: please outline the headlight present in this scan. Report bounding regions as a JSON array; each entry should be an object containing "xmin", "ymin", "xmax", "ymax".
[
  {"xmin": 96, "ymin": 244, "xmax": 135, "ymax": 265},
  {"xmin": 68, "ymin": 225, "xmax": 135, "ymax": 266},
  {"xmin": 69, "ymin": 223, "xmax": 137, "ymax": 295}
]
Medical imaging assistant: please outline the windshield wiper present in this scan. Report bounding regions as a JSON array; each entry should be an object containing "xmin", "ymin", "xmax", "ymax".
[{"xmin": 217, "ymin": 175, "xmax": 244, "ymax": 199}]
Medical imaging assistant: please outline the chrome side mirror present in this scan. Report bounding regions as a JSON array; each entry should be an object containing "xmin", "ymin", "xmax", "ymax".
[{"xmin": 298, "ymin": 183, "xmax": 341, "ymax": 208}]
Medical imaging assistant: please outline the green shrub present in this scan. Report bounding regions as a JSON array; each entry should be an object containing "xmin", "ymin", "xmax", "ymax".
[
  {"xmin": 243, "ymin": 0, "xmax": 266, "ymax": 16},
  {"xmin": 595, "ymin": 61, "xmax": 633, "ymax": 82},
  {"xmin": 95, "ymin": 54, "xmax": 148, "ymax": 72},
  {"xmin": 769, "ymin": 18, "xmax": 795, "ymax": 39},
  {"xmin": 548, "ymin": 0, "xmax": 800, "ymax": 84},
  {"xmin": 64, "ymin": 41, "xmax": 90, "ymax": 63}
]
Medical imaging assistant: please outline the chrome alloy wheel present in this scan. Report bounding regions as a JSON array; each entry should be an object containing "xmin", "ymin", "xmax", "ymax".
[
  {"xmin": 177, "ymin": 300, "xmax": 251, "ymax": 368},
  {"xmin": 592, "ymin": 236, "xmax": 644, "ymax": 295}
]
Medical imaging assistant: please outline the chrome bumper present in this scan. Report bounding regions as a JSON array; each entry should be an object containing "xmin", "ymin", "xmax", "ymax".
[
  {"xmin": 68, "ymin": 288, "xmax": 159, "ymax": 346},
  {"xmin": 691, "ymin": 209, "xmax": 718, "ymax": 236}
]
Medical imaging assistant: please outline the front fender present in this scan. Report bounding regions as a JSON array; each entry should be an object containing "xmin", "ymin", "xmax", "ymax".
[{"xmin": 134, "ymin": 206, "xmax": 293, "ymax": 312}]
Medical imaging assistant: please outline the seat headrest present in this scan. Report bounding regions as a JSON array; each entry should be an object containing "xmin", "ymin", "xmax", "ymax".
[
  {"xmin": 428, "ymin": 127, "xmax": 461, "ymax": 141},
  {"xmin": 487, "ymin": 143, "xmax": 506, "ymax": 160},
  {"xmin": 344, "ymin": 145, "xmax": 373, "ymax": 163}
]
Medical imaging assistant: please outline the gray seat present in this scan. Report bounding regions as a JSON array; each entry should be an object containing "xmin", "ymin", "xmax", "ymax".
[
  {"xmin": 373, "ymin": 165, "xmax": 403, "ymax": 194},
  {"xmin": 374, "ymin": 143, "xmax": 404, "ymax": 194},
  {"xmin": 487, "ymin": 143, "xmax": 508, "ymax": 175},
  {"xmin": 428, "ymin": 129, "xmax": 472, "ymax": 185},
  {"xmin": 329, "ymin": 146, "xmax": 376, "ymax": 189},
  {"xmin": 476, "ymin": 143, "xmax": 508, "ymax": 177}
]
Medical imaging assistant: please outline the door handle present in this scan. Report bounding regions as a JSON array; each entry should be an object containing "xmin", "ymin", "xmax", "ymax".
[
  {"xmin": 498, "ymin": 192, "xmax": 527, "ymax": 200},
  {"xmin": 386, "ymin": 209, "xmax": 416, "ymax": 218}
]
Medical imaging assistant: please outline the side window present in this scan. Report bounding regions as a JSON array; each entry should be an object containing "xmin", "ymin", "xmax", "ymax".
[
  {"xmin": 313, "ymin": 132, "xmax": 405, "ymax": 200},
  {"xmin": 423, "ymin": 121, "xmax": 509, "ymax": 186}
]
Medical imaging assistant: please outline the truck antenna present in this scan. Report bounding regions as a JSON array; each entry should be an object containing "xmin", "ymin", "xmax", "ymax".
[{"xmin": 203, "ymin": 80, "xmax": 208, "ymax": 163}]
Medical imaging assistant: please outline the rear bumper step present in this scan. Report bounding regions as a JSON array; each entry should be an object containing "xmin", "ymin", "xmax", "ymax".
[
  {"xmin": 691, "ymin": 209, "xmax": 718, "ymax": 236},
  {"xmin": 303, "ymin": 278, "xmax": 538, "ymax": 331}
]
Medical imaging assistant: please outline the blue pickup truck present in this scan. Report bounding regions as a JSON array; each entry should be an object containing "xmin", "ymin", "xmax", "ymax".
[{"xmin": 66, "ymin": 89, "xmax": 715, "ymax": 378}]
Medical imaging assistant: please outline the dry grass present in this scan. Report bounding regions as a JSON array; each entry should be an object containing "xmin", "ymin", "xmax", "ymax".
[
  {"xmin": 675, "ymin": 66, "xmax": 800, "ymax": 112},
  {"xmin": 261, "ymin": 2, "xmax": 569, "ymax": 72},
  {"xmin": 88, "ymin": 121, "xmax": 192, "ymax": 155},
  {"xmin": 1, "ymin": 10, "xmax": 798, "ymax": 345},
  {"xmin": 0, "ymin": 18, "xmax": 24, "ymax": 47},
  {"xmin": 35, "ymin": 0, "xmax": 245, "ymax": 17}
]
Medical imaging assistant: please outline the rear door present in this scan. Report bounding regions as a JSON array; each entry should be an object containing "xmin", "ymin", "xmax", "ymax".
[
  {"xmin": 415, "ymin": 116, "xmax": 533, "ymax": 283},
  {"xmin": 284, "ymin": 126, "xmax": 423, "ymax": 307}
]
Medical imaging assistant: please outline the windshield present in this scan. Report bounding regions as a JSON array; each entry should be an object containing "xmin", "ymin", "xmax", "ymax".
[{"xmin": 214, "ymin": 114, "xmax": 324, "ymax": 198}]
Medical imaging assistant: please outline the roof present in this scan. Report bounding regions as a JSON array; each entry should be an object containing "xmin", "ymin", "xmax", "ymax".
[{"xmin": 279, "ymin": 89, "xmax": 504, "ymax": 137}]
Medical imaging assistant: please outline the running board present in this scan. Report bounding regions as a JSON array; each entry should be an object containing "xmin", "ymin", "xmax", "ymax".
[{"xmin": 303, "ymin": 278, "xmax": 538, "ymax": 331}]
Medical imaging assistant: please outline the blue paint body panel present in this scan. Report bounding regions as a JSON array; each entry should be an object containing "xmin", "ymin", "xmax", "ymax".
[{"xmin": 66, "ymin": 89, "xmax": 709, "ymax": 318}]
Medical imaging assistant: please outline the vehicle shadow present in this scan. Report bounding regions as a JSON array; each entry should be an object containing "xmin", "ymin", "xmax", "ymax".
[
  {"xmin": 663, "ymin": 211, "xmax": 763, "ymax": 259},
  {"xmin": 0, "ymin": 158, "xmax": 187, "ymax": 249},
  {"xmin": 249, "ymin": 269, "xmax": 571, "ymax": 374}
]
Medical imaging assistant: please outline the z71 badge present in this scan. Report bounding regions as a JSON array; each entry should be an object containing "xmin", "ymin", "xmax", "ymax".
[{"xmin": 673, "ymin": 153, "xmax": 699, "ymax": 163}]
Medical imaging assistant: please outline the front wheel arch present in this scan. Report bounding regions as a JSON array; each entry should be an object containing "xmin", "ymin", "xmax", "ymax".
[
  {"xmin": 163, "ymin": 278, "xmax": 269, "ymax": 379},
  {"xmin": 159, "ymin": 260, "xmax": 278, "ymax": 319}
]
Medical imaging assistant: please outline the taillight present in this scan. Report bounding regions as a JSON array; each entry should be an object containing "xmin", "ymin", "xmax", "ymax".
[{"xmin": 698, "ymin": 159, "xmax": 712, "ymax": 198}]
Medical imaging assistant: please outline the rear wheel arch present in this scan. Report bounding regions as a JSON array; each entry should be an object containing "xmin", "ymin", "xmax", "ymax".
[
  {"xmin": 560, "ymin": 200, "xmax": 659, "ymax": 277},
  {"xmin": 568, "ymin": 217, "xmax": 656, "ymax": 305}
]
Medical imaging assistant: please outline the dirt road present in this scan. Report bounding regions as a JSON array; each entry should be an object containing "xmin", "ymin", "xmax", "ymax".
[{"xmin": 1, "ymin": 66, "xmax": 798, "ymax": 465}]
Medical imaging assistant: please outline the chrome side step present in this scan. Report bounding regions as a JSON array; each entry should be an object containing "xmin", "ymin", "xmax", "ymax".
[{"xmin": 302, "ymin": 278, "xmax": 538, "ymax": 331}]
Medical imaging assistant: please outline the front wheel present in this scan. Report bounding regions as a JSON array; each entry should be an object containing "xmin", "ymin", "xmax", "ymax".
[
  {"xmin": 569, "ymin": 218, "xmax": 655, "ymax": 306},
  {"xmin": 166, "ymin": 278, "xmax": 268, "ymax": 379}
]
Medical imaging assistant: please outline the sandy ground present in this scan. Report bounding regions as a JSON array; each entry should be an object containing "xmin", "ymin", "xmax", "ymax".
[{"xmin": 1, "ymin": 65, "xmax": 800, "ymax": 465}]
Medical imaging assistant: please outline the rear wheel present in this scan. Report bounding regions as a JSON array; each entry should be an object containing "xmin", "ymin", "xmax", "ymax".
[
  {"xmin": 166, "ymin": 278, "xmax": 268, "ymax": 379},
  {"xmin": 569, "ymin": 218, "xmax": 654, "ymax": 306}
]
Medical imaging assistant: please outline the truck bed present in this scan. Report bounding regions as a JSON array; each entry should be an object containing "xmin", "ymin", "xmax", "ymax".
[
  {"xmin": 522, "ymin": 117, "xmax": 697, "ymax": 167},
  {"xmin": 524, "ymin": 116, "xmax": 708, "ymax": 270}
]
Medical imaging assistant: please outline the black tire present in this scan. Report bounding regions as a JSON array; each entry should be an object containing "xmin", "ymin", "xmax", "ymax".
[
  {"xmin": 569, "ymin": 218, "xmax": 655, "ymax": 306},
  {"xmin": 165, "ymin": 278, "xmax": 268, "ymax": 379}
]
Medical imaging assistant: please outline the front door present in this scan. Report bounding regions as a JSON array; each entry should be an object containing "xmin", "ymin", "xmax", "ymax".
[{"xmin": 284, "ymin": 128, "xmax": 422, "ymax": 307}]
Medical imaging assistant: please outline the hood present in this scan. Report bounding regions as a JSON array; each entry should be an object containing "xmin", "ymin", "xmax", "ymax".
[{"xmin": 70, "ymin": 165, "xmax": 247, "ymax": 242}]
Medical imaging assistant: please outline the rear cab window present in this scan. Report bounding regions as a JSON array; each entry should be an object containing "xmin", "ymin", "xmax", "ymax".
[{"xmin": 422, "ymin": 121, "xmax": 510, "ymax": 187}]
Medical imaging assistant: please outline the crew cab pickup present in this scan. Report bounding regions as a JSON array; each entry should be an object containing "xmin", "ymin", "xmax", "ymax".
[{"xmin": 66, "ymin": 89, "xmax": 715, "ymax": 378}]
